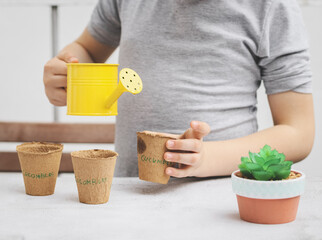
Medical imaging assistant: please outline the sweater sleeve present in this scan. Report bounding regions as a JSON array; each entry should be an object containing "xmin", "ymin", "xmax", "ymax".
[
  {"xmin": 257, "ymin": 0, "xmax": 312, "ymax": 94},
  {"xmin": 87, "ymin": 0, "xmax": 121, "ymax": 48}
]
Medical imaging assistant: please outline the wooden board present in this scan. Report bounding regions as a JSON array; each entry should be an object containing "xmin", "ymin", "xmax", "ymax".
[
  {"xmin": 0, "ymin": 152, "xmax": 73, "ymax": 172},
  {"xmin": 0, "ymin": 122, "xmax": 115, "ymax": 172},
  {"xmin": 0, "ymin": 122, "xmax": 115, "ymax": 143}
]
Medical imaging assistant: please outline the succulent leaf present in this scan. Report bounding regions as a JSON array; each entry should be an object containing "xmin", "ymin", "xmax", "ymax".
[
  {"xmin": 279, "ymin": 153, "xmax": 286, "ymax": 162},
  {"xmin": 265, "ymin": 155, "xmax": 280, "ymax": 162},
  {"xmin": 263, "ymin": 144, "xmax": 271, "ymax": 152},
  {"xmin": 248, "ymin": 151, "xmax": 256, "ymax": 163},
  {"xmin": 267, "ymin": 164, "xmax": 284, "ymax": 175},
  {"xmin": 281, "ymin": 161, "xmax": 293, "ymax": 168},
  {"xmin": 244, "ymin": 163, "xmax": 263, "ymax": 171},
  {"xmin": 252, "ymin": 171, "xmax": 273, "ymax": 181},
  {"xmin": 238, "ymin": 164, "xmax": 253, "ymax": 179},
  {"xmin": 241, "ymin": 157, "xmax": 251, "ymax": 164},
  {"xmin": 238, "ymin": 163, "xmax": 246, "ymax": 169},
  {"xmin": 238, "ymin": 145, "xmax": 293, "ymax": 181},
  {"xmin": 260, "ymin": 145, "xmax": 271, "ymax": 158},
  {"xmin": 275, "ymin": 169, "xmax": 292, "ymax": 179},
  {"xmin": 254, "ymin": 154, "xmax": 265, "ymax": 165},
  {"xmin": 263, "ymin": 159, "xmax": 281, "ymax": 170},
  {"xmin": 271, "ymin": 149, "xmax": 279, "ymax": 156}
]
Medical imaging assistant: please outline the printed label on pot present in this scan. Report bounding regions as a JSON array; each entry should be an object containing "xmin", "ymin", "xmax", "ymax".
[
  {"xmin": 75, "ymin": 177, "xmax": 108, "ymax": 185},
  {"xmin": 24, "ymin": 172, "xmax": 54, "ymax": 179},
  {"xmin": 140, "ymin": 154, "xmax": 172, "ymax": 166}
]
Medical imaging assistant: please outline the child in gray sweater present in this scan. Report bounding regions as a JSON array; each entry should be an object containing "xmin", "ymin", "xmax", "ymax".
[{"xmin": 43, "ymin": 0, "xmax": 314, "ymax": 177}]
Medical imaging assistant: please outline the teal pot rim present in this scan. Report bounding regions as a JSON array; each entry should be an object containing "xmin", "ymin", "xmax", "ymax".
[{"xmin": 231, "ymin": 169, "xmax": 305, "ymax": 199}]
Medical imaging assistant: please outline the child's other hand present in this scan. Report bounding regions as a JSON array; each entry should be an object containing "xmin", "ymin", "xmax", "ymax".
[
  {"xmin": 164, "ymin": 121, "xmax": 211, "ymax": 178},
  {"xmin": 43, "ymin": 52, "xmax": 78, "ymax": 106}
]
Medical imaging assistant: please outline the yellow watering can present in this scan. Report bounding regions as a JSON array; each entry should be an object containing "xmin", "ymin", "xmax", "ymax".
[{"xmin": 67, "ymin": 63, "xmax": 143, "ymax": 116}]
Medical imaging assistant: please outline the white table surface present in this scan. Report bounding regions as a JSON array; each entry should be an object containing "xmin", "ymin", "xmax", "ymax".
[{"xmin": 0, "ymin": 173, "xmax": 321, "ymax": 240}]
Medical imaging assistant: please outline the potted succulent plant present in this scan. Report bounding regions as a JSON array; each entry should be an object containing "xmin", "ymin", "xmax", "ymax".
[{"xmin": 231, "ymin": 145, "xmax": 305, "ymax": 224}]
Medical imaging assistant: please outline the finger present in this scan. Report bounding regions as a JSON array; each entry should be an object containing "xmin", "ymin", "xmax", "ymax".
[
  {"xmin": 46, "ymin": 75, "xmax": 67, "ymax": 88},
  {"xmin": 57, "ymin": 51, "xmax": 79, "ymax": 63},
  {"xmin": 166, "ymin": 139, "xmax": 202, "ymax": 152},
  {"xmin": 50, "ymin": 99, "xmax": 65, "ymax": 107},
  {"xmin": 53, "ymin": 58, "xmax": 69, "ymax": 75},
  {"xmin": 165, "ymin": 166, "xmax": 192, "ymax": 178},
  {"xmin": 54, "ymin": 88, "xmax": 67, "ymax": 104},
  {"xmin": 164, "ymin": 152, "xmax": 200, "ymax": 166},
  {"xmin": 44, "ymin": 58, "xmax": 68, "ymax": 76},
  {"xmin": 54, "ymin": 75, "xmax": 67, "ymax": 88},
  {"xmin": 182, "ymin": 121, "xmax": 211, "ymax": 140},
  {"xmin": 47, "ymin": 88, "xmax": 67, "ymax": 106},
  {"xmin": 190, "ymin": 121, "xmax": 211, "ymax": 139}
]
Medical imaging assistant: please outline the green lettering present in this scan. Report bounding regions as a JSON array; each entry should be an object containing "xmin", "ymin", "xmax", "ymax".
[
  {"xmin": 22, "ymin": 172, "xmax": 56, "ymax": 179},
  {"xmin": 92, "ymin": 179, "xmax": 97, "ymax": 184},
  {"xmin": 157, "ymin": 160, "xmax": 162, "ymax": 164},
  {"xmin": 152, "ymin": 158, "xmax": 156, "ymax": 163}
]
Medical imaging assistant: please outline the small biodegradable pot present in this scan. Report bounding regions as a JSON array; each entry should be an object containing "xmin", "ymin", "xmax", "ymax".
[
  {"xmin": 71, "ymin": 149, "xmax": 118, "ymax": 204},
  {"xmin": 231, "ymin": 169, "xmax": 305, "ymax": 224},
  {"xmin": 16, "ymin": 142, "xmax": 63, "ymax": 196},
  {"xmin": 137, "ymin": 131, "xmax": 178, "ymax": 184}
]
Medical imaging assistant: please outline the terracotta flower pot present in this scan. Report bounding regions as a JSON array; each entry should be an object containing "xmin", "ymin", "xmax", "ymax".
[{"xmin": 231, "ymin": 169, "xmax": 305, "ymax": 224}]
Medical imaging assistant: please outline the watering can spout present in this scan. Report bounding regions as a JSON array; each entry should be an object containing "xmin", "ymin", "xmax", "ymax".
[{"xmin": 105, "ymin": 68, "xmax": 143, "ymax": 109}]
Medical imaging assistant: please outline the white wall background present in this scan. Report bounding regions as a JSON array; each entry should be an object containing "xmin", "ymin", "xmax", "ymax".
[{"xmin": 0, "ymin": 0, "xmax": 321, "ymax": 176}]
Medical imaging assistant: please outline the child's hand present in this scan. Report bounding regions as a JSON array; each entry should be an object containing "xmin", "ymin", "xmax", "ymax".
[
  {"xmin": 43, "ymin": 52, "xmax": 78, "ymax": 106},
  {"xmin": 164, "ymin": 121, "xmax": 211, "ymax": 178}
]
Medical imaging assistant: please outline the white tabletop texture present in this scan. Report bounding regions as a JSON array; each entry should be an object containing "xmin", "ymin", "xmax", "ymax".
[{"xmin": 0, "ymin": 173, "xmax": 321, "ymax": 240}]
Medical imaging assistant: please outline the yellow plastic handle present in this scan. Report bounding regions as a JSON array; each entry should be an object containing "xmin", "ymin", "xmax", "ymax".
[{"xmin": 105, "ymin": 68, "xmax": 143, "ymax": 109}]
